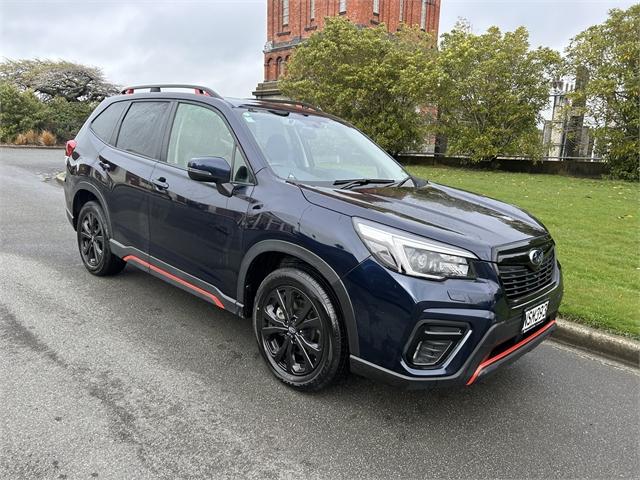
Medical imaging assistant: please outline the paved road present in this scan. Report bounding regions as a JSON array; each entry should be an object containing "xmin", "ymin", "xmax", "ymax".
[{"xmin": 1, "ymin": 147, "xmax": 638, "ymax": 480}]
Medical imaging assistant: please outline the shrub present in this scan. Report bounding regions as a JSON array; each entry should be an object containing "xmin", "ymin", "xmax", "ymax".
[
  {"xmin": 24, "ymin": 130, "xmax": 39, "ymax": 144},
  {"xmin": 39, "ymin": 130, "xmax": 57, "ymax": 146},
  {"xmin": 0, "ymin": 79, "xmax": 95, "ymax": 144},
  {"xmin": 0, "ymin": 82, "xmax": 46, "ymax": 142},
  {"xmin": 14, "ymin": 129, "xmax": 39, "ymax": 145},
  {"xmin": 41, "ymin": 96, "xmax": 96, "ymax": 141}
]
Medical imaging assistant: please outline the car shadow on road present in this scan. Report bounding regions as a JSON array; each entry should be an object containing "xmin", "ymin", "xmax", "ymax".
[{"xmin": 113, "ymin": 265, "xmax": 550, "ymax": 412}]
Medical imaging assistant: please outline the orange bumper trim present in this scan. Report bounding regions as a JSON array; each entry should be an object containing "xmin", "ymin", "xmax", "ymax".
[
  {"xmin": 466, "ymin": 319, "xmax": 556, "ymax": 386},
  {"xmin": 123, "ymin": 255, "xmax": 225, "ymax": 309}
]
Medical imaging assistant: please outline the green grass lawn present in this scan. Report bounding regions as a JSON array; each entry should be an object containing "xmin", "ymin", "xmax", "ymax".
[{"xmin": 405, "ymin": 165, "xmax": 640, "ymax": 338}]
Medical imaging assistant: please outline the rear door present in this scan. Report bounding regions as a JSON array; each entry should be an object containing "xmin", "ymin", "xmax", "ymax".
[
  {"xmin": 98, "ymin": 100, "xmax": 171, "ymax": 254},
  {"xmin": 148, "ymin": 101, "xmax": 255, "ymax": 302}
]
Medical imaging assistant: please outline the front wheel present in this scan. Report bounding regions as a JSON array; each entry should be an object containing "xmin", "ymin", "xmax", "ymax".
[{"xmin": 253, "ymin": 267, "xmax": 347, "ymax": 391}]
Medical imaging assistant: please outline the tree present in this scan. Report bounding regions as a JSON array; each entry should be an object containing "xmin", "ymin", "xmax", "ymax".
[
  {"xmin": 0, "ymin": 59, "xmax": 115, "ymax": 142},
  {"xmin": 0, "ymin": 82, "xmax": 46, "ymax": 142},
  {"xmin": 0, "ymin": 58, "xmax": 119, "ymax": 102},
  {"xmin": 280, "ymin": 17, "xmax": 436, "ymax": 155},
  {"xmin": 431, "ymin": 23, "xmax": 561, "ymax": 161},
  {"xmin": 565, "ymin": 5, "xmax": 640, "ymax": 180}
]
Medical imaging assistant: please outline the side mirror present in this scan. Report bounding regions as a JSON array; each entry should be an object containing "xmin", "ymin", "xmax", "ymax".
[{"xmin": 187, "ymin": 156, "xmax": 231, "ymax": 184}]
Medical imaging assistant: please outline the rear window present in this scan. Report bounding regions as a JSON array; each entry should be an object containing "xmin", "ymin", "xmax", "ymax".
[
  {"xmin": 90, "ymin": 101, "xmax": 128, "ymax": 144},
  {"xmin": 116, "ymin": 101, "xmax": 170, "ymax": 159}
]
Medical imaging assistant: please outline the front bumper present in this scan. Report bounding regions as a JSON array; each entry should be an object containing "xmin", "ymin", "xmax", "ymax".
[
  {"xmin": 350, "ymin": 319, "xmax": 556, "ymax": 388},
  {"xmin": 342, "ymin": 255, "xmax": 563, "ymax": 388}
]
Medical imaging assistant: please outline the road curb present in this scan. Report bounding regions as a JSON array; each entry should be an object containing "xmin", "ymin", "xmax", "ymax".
[
  {"xmin": 55, "ymin": 172, "xmax": 66, "ymax": 185},
  {"xmin": 0, "ymin": 144, "xmax": 64, "ymax": 150},
  {"xmin": 553, "ymin": 318, "xmax": 640, "ymax": 367}
]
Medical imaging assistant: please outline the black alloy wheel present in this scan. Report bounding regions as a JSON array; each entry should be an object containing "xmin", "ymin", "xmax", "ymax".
[
  {"xmin": 79, "ymin": 210, "xmax": 104, "ymax": 268},
  {"xmin": 259, "ymin": 285, "xmax": 325, "ymax": 376},
  {"xmin": 76, "ymin": 201, "xmax": 126, "ymax": 276},
  {"xmin": 253, "ymin": 267, "xmax": 347, "ymax": 391}
]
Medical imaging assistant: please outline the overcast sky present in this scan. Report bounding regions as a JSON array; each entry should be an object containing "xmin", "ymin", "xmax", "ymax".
[{"xmin": 0, "ymin": 0, "xmax": 636, "ymax": 98}]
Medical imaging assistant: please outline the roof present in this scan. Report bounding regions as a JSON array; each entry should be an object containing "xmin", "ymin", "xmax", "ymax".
[{"xmin": 117, "ymin": 84, "xmax": 337, "ymax": 120}]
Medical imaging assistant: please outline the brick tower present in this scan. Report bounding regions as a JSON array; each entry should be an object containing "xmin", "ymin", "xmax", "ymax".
[{"xmin": 253, "ymin": 0, "xmax": 441, "ymax": 98}]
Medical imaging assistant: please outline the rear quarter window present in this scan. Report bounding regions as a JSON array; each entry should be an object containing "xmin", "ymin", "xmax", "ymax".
[
  {"xmin": 90, "ymin": 101, "xmax": 128, "ymax": 144},
  {"xmin": 116, "ymin": 101, "xmax": 170, "ymax": 159}
]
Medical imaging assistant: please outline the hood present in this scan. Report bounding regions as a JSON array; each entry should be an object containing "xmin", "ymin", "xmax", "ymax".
[{"xmin": 298, "ymin": 182, "xmax": 549, "ymax": 261}]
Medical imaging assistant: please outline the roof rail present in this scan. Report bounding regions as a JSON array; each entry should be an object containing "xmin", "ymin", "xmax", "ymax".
[
  {"xmin": 252, "ymin": 98, "xmax": 322, "ymax": 112},
  {"xmin": 120, "ymin": 84, "xmax": 222, "ymax": 98}
]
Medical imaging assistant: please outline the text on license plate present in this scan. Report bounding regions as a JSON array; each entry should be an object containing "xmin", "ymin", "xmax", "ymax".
[{"xmin": 522, "ymin": 301, "xmax": 549, "ymax": 333}]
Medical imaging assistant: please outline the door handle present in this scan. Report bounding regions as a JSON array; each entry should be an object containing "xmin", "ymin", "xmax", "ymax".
[{"xmin": 152, "ymin": 177, "xmax": 169, "ymax": 191}]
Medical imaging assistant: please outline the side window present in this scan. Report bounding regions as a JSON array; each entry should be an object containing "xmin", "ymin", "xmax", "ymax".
[
  {"xmin": 167, "ymin": 103, "xmax": 234, "ymax": 169},
  {"xmin": 90, "ymin": 101, "xmax": 128, "ymax": 144},
  {"xmin": 116, "ymin": 101, "xmax": 170, "ymax": 159},
  {"xmin": 232, "ymin": 145, "xmax": 254, "ymax": 184}
]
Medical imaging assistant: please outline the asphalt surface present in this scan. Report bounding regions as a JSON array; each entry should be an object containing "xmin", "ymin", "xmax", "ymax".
[{"xmin": 1, "ymin": 146, "xmax": 639, "ymax": 480}]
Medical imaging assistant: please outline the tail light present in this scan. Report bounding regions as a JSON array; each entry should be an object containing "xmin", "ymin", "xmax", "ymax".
[{"xmin": 65, "ymin": 140, "xmax": 77, "ymax": 157}]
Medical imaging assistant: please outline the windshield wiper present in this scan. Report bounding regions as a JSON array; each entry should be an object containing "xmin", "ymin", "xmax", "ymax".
[
  {"xmin": 333, "ymin": 178, "xmax": 395, "ymax": 189},
  {"xmin": 384, "ymin": 175, "xmax": 412, "ymax": 188}
]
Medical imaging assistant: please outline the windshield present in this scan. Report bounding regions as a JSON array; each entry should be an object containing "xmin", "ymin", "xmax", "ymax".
[{"xmin": 238, "ymin": 108, "xmax": 408, "ymax": 184}]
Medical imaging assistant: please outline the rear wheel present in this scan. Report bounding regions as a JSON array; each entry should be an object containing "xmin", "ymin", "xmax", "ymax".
[
  {"xmin": 77, "ymin": 201, "xmax": 125, "ymax": 276},
  {"xmin": 253, "ymin": 267, "xmax": 347, "ymax": 391}
]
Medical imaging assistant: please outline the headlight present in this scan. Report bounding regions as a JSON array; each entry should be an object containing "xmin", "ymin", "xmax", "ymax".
[{"xmin": 353, "ymin": 218, "xmax": 477, "ymax": 280}]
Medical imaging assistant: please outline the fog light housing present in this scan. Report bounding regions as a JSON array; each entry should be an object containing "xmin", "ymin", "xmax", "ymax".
[
  {"xmin": 412, "ymin": 339, "xmax": 454, "ymax": 366},
  {"xmin": 407, "ymin": 324, "xmax": 469, "ymax": 368}
]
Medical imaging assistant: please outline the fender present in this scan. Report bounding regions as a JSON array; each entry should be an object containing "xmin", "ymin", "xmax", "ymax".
[
  {"xmin": 238, "ymin": 239, "xmax": 360, "ymax": 357},
  {"xmin": 71, "ymin": 179, "xmax": 112, "ymax": 232}
]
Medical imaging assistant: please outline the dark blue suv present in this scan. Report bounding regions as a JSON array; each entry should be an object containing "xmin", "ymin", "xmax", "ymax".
[{"xmin": 64, "ymin": 84, "xmax": 563, "ymax": 391}]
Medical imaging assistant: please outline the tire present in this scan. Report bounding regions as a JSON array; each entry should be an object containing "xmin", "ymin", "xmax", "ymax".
[
  {"xmin": 253, "ymin": 267, "xmax": 347, "ymax": 391},
  {"xmin": 76, "ymin": 201, "xmax": 125, "ymax": 276}
]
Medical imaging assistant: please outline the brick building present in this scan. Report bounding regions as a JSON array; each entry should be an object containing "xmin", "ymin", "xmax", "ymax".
[{"xmin": 253, "ymin": 0, "xmax": 441, "ymax": 98}]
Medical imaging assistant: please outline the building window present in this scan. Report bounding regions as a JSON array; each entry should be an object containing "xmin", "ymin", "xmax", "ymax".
[
  {"xmin": 339, "ymin": 0, "xmax": 346, "ymax": 13},
  {"xmin": 420, "ymin": 0, "xmax": 427, "ymax": 30},
  {"xmin": 265, "ymin": 58, "xmax": 273, "ymax": 81},
  {"xmin": 373, "ymin": 0, "xmax": 379, "ymax": 15},
  {"xmin": 282, "ymin": 0, "xmax": 289, "ymax": 26},
  {"xmin": 310, "ymin": 0, "xmax": 315, "ymax": 20},
  {"xmin": 276, "ymin": 57, "xmax": 284, "ymax": 79},
  {"xmin": 399, "ymin": 0, "xmax": 404, "ymax": 22}
]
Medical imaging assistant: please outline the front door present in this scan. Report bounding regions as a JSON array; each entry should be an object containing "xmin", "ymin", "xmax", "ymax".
[{"xmin": 148, "ymin": 102, "xmax": 255, "ymax": 302}]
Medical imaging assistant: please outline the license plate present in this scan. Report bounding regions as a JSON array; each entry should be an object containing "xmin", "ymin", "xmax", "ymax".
[{"xmin": 522, "ymin": 301, "xmax": 549, "ymax": 333}]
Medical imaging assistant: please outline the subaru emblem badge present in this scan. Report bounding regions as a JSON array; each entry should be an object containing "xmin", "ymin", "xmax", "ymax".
[{"xmin": 529, "ymin": 249, "xmax": 544, "ymax": 267}]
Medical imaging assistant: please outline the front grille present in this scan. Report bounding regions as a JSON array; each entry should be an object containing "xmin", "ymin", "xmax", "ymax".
[{"xmin": 498, "ymin": 248, "xmax": 555, "ymax": 301}]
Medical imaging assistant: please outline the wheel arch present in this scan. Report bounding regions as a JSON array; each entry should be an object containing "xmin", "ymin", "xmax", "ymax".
[
  {"xmin": 238, "ymin": 240, "xmax": 360, "ymax": 357},
  {"xmin": 71, "ymin": 181, "xmax": 111, "ymax": 232}
]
